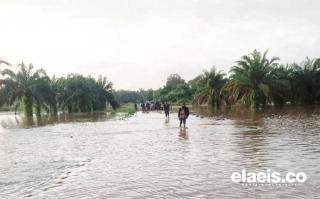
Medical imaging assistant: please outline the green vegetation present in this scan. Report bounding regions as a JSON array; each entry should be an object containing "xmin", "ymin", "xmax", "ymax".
[
  {"xmin": 114, "ymin": 90, "xmax": 144, "ymax": 103},
  {"xmin": 226, "ymin": 50, "xmax": 280, "ymax": 108},
  {"xmin": 0, "ymin": 63, "xmax": 49, "ymax": 117},
  {"xmin": 289, "ymin": 58, "xmax": 320, "ymax": 104},
  {"xmin": 56, "ymin": 74, "xmax": 119, "ymax": 114},
  {"xmin": 192, "ymin": 50, "xmax": 320, "ymax": 109},
  {"xmin": 122, "ymin": 50, "xmax": 319, "ymax": 110},
  {"xmin": 1, "ymin": 49, "xmax": 319, "ymax": 116},
  {"xmin": 0, "ymin": 63, "xmax": 119, "ymax": 117},
  {"xmin": 190, "ymin": 68, "xmax": 227, "ymax": 109},
  {"xmin": 153, "ymin": 74, "xmax": 193, "ymax": 103},
  {"xmin": 114, "ymin": 75, "xmax": 193, "ymax": 104},
  {"xmin": 139, "ymin": 89, "xmax": 154, "ymax": 102},
  {"xmin": 109, "ymin": 102, "xmax": 137, "ymax": 115}
]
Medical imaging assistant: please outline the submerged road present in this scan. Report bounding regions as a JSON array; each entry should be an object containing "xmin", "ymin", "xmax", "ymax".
[{"xmin": 0, "ymin": 111, "xmax": 319, "ymax": 198}]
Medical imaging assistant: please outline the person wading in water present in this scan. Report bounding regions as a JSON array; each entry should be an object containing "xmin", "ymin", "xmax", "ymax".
[
  {"xmin": 164, "ymin": 102, "xmax": 170, "ymax": 118},
  {"xmin": 178, "ymin": 103, "xmax": 189, "ymax": 128}
]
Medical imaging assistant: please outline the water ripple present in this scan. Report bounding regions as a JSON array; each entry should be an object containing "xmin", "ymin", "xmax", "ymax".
[{"xmin": 0, "ymin": 109, "xmax": 319, "ymax": 198}]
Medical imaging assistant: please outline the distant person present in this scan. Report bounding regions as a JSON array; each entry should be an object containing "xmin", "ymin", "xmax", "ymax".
[
  {"xmin": 178, "ymin": 103, "xmax": 189, "ymax": 128},
  {"xmin": 151, "ymin": 103, "xmax": 155, "ymax": 111},
  {"xmin": 134, "ymin": 103, "xmax": 138, "ymax": 111},
  {"xmin": 155, "ymin": 101, "xmax": 161, "ymax": 111},
  {"xmin": 146, "ymin": 102, "xmax": 151, "ymax": 111},
  {"xmin": 141, "ymin": 103, "xmax": 145, "ymax": 112},
  {"xmin": 164, "ymin": 102, "xmax": 170, "ymax": 118}
]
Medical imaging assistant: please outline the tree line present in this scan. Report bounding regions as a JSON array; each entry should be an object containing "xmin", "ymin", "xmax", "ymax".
[
  {"xmin": 0, "ymin": 62, "xmax": 119, "ymax": 117},
  {"xmin": 191, "ymin": 50, "xmax": 320, "ymax": 109},
  {"xmin": 1, "ymin": 49, "xmax": 319, "ymax": 116},
  {"xmin": 115, "ymin": 50, "xmax": 320, "ymax": 109}
]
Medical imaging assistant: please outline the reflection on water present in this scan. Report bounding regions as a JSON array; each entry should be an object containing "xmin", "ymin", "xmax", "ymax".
[
  {"xmin": 179, "ymin": 128, "xmax": 188, "ymax": 140},
  {"xmin": 0, "ymin": 107, "xmax": 320, "ymax": 198},
  {"xmin": 194, "ymin": 104, "xmax": 320, "ymax": 121},
  {"xmin": 0, "ymin": 112, "xmax": 128, "ymax": 129}
]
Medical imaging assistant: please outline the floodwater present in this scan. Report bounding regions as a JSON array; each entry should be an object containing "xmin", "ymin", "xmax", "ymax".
[{"xmin": 0, "ymin": 106, "xmax": 319, "ymax": 198}]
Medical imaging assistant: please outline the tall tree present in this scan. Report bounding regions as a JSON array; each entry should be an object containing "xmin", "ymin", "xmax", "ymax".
[
  {"xmin": 0, "ymin": 63, "xmax": 48, "ymax": 116},
  {"xmin": 227, "ymin": 50, "xmax": 279, "ymax": 108},
  {"xmin": 154, "ymin": 74, "xmax": 192, "ymax": 103},
  {"xmin": 289, "ymin": 57, "xmax": 320, "ymax": 104},
  {"xmin": 57, "ymin": 74, "xmax": 118, "ymax": 113},
  {"xmin": 191, "ymin": 67, "xmax": 227, "ymax": 108}
]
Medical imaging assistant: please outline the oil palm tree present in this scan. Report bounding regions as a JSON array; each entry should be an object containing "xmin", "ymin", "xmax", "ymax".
[
  {"xmin": 289, "ymin": 57, "xmax": 320, "ymax": 104},
  {"xmin": 32, "ymin": 75, "xmax": 59, "ymax": 116},
  {"xmin": 96, "ymin": 75, "xmax": 119, "ymax": 110},
  {"xmin": 57, "ymin": 74, "xmax": 119, "ymax": 113},
  {"xmin": 228, "ymin": 50, "xmax": 279, "ymax": 108},
  {"xmin": 0, "ymin": 63, "xmax": 47, "ymax": 117},
  {"xmin": 0, "ymin": 60, "xmax": 11, "ymax": 66},
  {"xmin": 58, "ymin": 75, "xmax": 95, "ymax": 113},
  {"xmin": 268, "ymin": 64, "xmax": 292, "ymax": 105},
  {"xmin": 192, "ymin": 67, "xmax": 227, "ymax": 108},
  {"xmin": 0, "ymin": 60, "xmax": 11, "ymax": 108}
]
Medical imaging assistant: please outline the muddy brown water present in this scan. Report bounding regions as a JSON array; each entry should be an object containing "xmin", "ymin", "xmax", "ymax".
[{"xmin": 0, "ymin": 106, "xmax": 319, "ymax": 198}]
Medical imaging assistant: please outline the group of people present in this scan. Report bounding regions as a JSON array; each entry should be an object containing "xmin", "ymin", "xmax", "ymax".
[
  {"xmin": 138, "ymin": 101, "xmax": 190, "ymax": 128},
  {"xmin": 140, "ymin": 101, "xmax": 163, "ymax": 112}
]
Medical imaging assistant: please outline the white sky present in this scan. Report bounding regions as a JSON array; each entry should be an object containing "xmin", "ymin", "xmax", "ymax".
[{"xmin": 0, "ymin": 0, "xmax": 319, "ymax": 89}]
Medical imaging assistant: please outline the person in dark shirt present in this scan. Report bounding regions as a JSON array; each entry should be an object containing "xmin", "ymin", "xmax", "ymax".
[
  {"xmin": 178, "ymin": 103, "xmax": 189, "ymax": 128},
  {"xmin": 146, "ymin": 102, "xmax": 151, "ymax": 111},
  {"xmin": 164, "ymin": 102, "xmax": 170, "ymax": 118},
  {"xmin": 141, "ymin": 103, "xmax": 145, "ymax": 112}
]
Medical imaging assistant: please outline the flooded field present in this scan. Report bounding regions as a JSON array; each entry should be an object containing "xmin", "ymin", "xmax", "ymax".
[{"xmin": 0, "ymin": 107, "xmax": 320, "ymax": 198}]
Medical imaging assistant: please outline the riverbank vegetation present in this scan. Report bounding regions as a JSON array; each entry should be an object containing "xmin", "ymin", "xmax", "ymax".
[
  {"xmin": 0, "ymin": 63, "xmax": 119, "ymax": 117},
  {"xmin": 1, "ymin": 49, "xmax": 319, "ymax": 116},
  {"xmin": 108, "ymin": 102, "xmax": 137, "ymax": 115},
  {"xmin": 114, "ymin": 50, "xmax": 320, "ymax": 110}
]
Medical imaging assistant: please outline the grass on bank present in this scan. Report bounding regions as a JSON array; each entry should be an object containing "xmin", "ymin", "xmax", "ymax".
[{"xmin": 108, "ymin": 102, "xmax": 137, "ymax": 115}]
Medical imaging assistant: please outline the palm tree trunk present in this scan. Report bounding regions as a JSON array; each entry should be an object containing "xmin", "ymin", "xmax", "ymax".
[
  {"xmin": 23, "ymin": 95, "xmax": 33, "ymax": 117},
  {"xmin": 250, "ymin": 89, "xmax": 259, "ymax": 109},
  {"xmin": 50, "ymin": 101, "xmax": 58, "ymax": 116},
  {"xmin": 52, "ymin": 105, "xmax": 58, "ymax": 116},
  {"xmin": 67, "ymin": 105, "xmax": 72, "ymax": 114},
  {"xmin": 35, "ymin": 101, "xmax": 41, "ymax": 117}
]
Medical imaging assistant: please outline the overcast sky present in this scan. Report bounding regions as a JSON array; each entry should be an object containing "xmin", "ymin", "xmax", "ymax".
[{"xmin": 0, "ymin": 0, "xmax": 319, "ymax": 89}]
